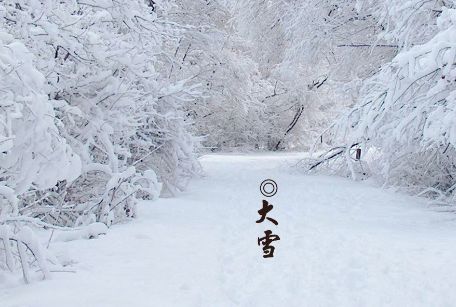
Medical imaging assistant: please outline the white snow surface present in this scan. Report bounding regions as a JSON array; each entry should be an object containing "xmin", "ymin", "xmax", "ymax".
[{"xmin": 2, "ymin": 153, "xmax": 456, "ymax": 307}]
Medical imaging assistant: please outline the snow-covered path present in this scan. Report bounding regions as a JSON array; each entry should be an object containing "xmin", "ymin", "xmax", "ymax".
[{"xmin": 2, "ymin": 154, "xmax": 456, "ymax": 307}]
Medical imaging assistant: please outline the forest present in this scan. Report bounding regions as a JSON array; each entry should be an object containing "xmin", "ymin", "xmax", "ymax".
[{"xmin": 1, "ymin": 0, "xmax": 456, "ymax": 306}]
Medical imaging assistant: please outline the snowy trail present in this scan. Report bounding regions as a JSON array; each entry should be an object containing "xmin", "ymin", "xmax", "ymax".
[{"xmin": 2, "ymin": 154, "xmax": 456, "ymax": 307}]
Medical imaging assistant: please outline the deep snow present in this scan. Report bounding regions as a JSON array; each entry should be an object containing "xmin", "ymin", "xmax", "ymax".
[{"xmin": 2, "ymin": 153, "xmax": 456, "ymax": 307}]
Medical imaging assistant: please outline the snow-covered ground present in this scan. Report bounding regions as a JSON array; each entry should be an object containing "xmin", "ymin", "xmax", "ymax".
[{"xmin": 2, "ymin": 153, "xmax": 456, "ymax": 307}]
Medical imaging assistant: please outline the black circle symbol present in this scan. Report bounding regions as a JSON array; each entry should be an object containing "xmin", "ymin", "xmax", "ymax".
[{"xmin": 260, "ymin": 179, "xmax": 278, "ymax": 197}]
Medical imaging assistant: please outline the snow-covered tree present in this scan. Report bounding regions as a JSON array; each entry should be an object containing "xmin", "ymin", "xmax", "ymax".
[
  {"xmin": 334, "ymin": 4, "xmax": 456, "ymax": 201},
  {"xmin": 0, "ymin": 30, "xmax": 80, "ymax": 283},
  {"xmin": 300, "ymin": 0, "xmax": 456, "ymax": 203},
  {"xmin": 225, "ymin": 0, "xmax": 396, "ymax": 150},
  {"xmin": 0, "ymin": 0, "xmax": 202, "ymax": 224},
  {"xmin": 162, "ymin": 0, "xmax": 276, "ymax": 151},
  {"xmin": 0, "ymin": 0, "xmax": 201, "ymax": 282}
]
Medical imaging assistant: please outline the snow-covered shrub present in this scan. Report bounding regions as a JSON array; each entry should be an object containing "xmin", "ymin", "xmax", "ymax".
[
  {"xmin": 336, "ymin": 7, "xmax": 456, "ymax": 201},
  {"xmin": 163, "ymin": 0, "xmax": 276, "ymax": 152},
  {"xmin": 0, "ymin": 31, "xmax": 80, "ymax": 283},
  {"xmin": 0, "ymin": 0, "xmax": 199, "ymax": 225},
  {"xmin": 225, "ymin": 0, "xmax": 396, "ymax": 151},
  {"xmin": 0, "ymin": 0, "xmax": 201, "ymax": 283},
  {"xmin": 0, "ymin": 31, "xmax": 80, "ymax": 214},
  {"xmin": 358, "ymin": 0, "xmax": 444, "ymax": 47}
]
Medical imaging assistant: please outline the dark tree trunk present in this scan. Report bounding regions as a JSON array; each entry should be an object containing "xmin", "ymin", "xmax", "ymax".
[{"xmin": 274, "ymin": 104, "xmax": 304, "ymax": 151}]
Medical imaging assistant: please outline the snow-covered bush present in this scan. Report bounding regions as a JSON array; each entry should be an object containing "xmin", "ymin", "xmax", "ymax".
[
  {"xmin": 358, "ymin": 0, "xmax": 443, "ymax": 47},
  {"xmin": 334, "ymin": 5, "xmax": 456, "ymax": 202},
  {"xmin": 0, "ymin": 0, "xmax": 200, "ymax": 224},
  {"xmin": 224, "ymin": 0, "xmax": 396, "ymax": 151},
  {"xmin": 0, "ymin": 31, "xmax": 80, "ymax": 283},
  {"xmin": 163, "ymin": 0, "xmax": 276, "ymax": 151},
  {"xmin": 0, "ymin": 30, "xmax": 80, "ymax": 214},
  {"xmin": 0, "ymin": 0, "xmax": 202, "ymax": 283}
]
